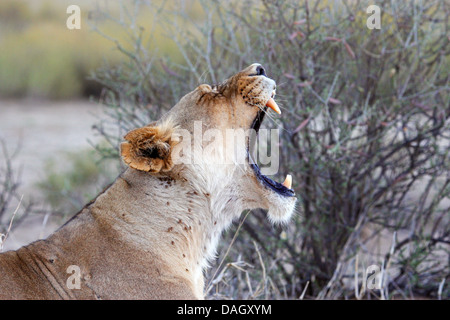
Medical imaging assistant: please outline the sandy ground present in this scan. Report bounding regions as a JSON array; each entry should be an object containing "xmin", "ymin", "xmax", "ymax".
[{"xmin": 0, "ymin": 99, "xmax": 104, "ymax": 251}]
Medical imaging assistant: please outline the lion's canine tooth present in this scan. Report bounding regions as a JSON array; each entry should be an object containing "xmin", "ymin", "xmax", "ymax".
[
  {"xmin": 266, "ymin": 97, "xmax": 281, "ymax": 114},
  {"xmin": 282, "ymin": 174, "xmax": 292, "ymax": 189}
]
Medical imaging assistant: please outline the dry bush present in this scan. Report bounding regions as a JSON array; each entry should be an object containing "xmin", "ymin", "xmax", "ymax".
[
  {"xmin": 90, "ymin": 0, "xmax": 449, "ymax": 299},
  {"xmin": 0, "ymin": 141, "xmax": 35, "ymax": 249}
]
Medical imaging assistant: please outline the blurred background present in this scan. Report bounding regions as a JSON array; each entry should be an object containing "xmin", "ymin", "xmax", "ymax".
[
  {"xmin": 0, "ymin": 0, "xmax": 197, "ymax": 246},
  {"xmin": 0, "ymin": 0, "xmax": 448, "ymax": 299}
]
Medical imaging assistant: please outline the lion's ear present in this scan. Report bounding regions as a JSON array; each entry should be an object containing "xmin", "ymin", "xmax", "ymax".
[{"xmin": 120, "ymin": 121, "xmax": 178, "ymax": 173}]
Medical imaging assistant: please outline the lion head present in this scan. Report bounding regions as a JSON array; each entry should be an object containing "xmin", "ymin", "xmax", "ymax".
[{"xmin": 121, "ymin": 63, "xmax": 296, "ymax": 225}]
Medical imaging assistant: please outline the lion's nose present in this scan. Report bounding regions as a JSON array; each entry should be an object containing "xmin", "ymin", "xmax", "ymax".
[{"xmin": 255, "ymin": 65, "xmax": 266, "ymax": 77}]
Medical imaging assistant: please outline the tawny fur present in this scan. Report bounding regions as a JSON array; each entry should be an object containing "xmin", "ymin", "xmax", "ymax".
[{"xmin": 0, "ymin": 64, "xmax": 296, "ymax": 299}]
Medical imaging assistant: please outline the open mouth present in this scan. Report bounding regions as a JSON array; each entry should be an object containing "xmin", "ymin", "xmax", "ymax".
[{"xmin": 247, "ymin": 94, "xmax": 295, "ymax": 197}]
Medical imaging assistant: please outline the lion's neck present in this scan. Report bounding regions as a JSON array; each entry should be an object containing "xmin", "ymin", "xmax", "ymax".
[{"xmin": 97, "ymin": 168, "xmax": 244, "ymax": 295}]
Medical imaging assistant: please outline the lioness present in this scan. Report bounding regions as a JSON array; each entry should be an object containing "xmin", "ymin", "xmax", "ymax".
[{"xmin": 0, "ymin": 64, "xmax": 296, "ymax": 299}]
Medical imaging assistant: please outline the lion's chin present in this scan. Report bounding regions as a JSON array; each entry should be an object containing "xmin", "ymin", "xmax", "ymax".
[{"xmin": 266, "ymin": 192, "xmax": 297, "ymax": 225}]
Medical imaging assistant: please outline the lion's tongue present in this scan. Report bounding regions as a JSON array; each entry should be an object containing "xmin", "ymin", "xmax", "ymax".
[{"xmin": 266, "ymin": 98, "xmax": 281, "ymax": 114}]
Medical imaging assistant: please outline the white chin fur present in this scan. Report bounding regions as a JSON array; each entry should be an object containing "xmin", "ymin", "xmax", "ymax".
[{"xmin": 266, "ymin": 193, "xmax": 297, "ymax": 225}]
